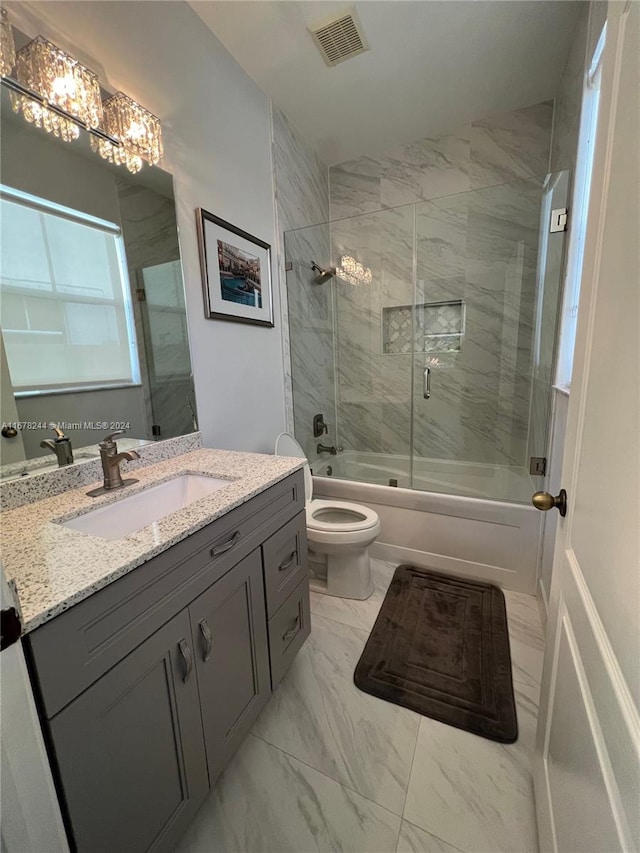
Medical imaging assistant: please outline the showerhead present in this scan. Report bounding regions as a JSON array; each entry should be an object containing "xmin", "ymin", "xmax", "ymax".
[{"xmin": 311, "ymin": 261, "xmax": 336, "ymax": 285}]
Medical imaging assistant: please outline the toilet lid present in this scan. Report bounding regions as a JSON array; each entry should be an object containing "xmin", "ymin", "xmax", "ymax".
[{"xmin": 275, "ymin": 432, "xmax": 313, "ymax": 503}]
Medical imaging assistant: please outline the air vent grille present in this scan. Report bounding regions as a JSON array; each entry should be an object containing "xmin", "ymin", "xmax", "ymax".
[{"xmin": 309, "ymin": 8, "xmax": 369, "ymax": 67}]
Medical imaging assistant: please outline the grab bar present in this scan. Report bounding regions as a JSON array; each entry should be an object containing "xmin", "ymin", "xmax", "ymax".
[{"xmin": 423, "ymin": 367, "xmax": 431, "ymax": 399}]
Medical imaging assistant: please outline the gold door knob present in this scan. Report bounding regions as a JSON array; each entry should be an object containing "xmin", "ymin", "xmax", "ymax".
[{"xmin": 532, "ymin": 488, "xmax": 567, "ymax": 517}]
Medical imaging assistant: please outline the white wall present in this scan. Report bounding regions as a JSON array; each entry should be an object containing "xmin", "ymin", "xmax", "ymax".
[{"xmin": 6, "ymin": 0, "xmax": 287, "ymax": 454}]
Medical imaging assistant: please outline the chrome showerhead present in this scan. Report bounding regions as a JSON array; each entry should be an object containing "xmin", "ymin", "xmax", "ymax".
[{"xmin": 311, "ymin": 261, "xmax": 336, "ymax": 285}]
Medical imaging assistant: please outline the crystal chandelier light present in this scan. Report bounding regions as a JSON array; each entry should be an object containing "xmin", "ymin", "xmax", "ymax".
[
  {"xmin": 11, "ymin": 36, "xmax": 102, "ymax": 141},
  {"xmin": 0, "ymin": 7, "xmax": 16, "ymax": 76},
  {"xmin": 91, "ymin": 92, "xmax": 163, "ymax": 174},
  {"xmin": 336, "ymin": 255, "xmax": 373, "ymax": 286},
  {"xmin": 1, "ymin": 11, "xmax": 164, "ymax": 174}
]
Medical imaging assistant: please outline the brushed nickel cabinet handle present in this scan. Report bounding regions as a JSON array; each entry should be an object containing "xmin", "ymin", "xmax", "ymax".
[
  {"xmin": 199, "ymin": 618, "xmax": 213, "ymax": 662},
  {"xmin": 278, "ymin": 550, "xmax": 298, "ymax": 572},
  {"xmin": 210, "ymin": 530, "xmax": 241, "ymax": 558},
  {"xmin": 178, "ymin": 638, "xmax": 193, "ymax": 683},
  {"xmin": 282, "ymin": 616, "xmax": 300, "ymax": 643}
]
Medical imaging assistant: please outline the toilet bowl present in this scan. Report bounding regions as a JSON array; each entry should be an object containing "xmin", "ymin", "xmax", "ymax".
[{"xmin": 275, "ymin": 433, "xmax": 380, "ymax": 600}]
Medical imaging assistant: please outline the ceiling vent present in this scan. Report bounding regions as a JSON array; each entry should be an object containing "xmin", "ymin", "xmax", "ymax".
[{"xmin": 309, "ymin": 8, "xmax": 369, "ymax": 67}]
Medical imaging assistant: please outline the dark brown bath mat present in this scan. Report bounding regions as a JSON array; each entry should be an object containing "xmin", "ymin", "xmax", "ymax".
[{"xmin": 354, "ymin": 565, "xmax": 518, "ymax": 743}]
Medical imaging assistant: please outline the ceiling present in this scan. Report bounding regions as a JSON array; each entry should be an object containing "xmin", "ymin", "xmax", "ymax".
[{"xmin": 190, "ymin": 1, "xmax": 582, "ymax": 165}]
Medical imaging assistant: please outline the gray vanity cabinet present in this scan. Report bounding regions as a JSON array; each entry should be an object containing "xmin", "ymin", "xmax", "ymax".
[
  {"xmin": 189, "ymin": 548, "xmax": 270, "ymax": 786},
  {"xmin": 25, "ymin": 470, "xmax": 310, "ymax": 853},
  {"xmin": 48, "ymin": 609, "xmax": 209, "ymax": 853}
]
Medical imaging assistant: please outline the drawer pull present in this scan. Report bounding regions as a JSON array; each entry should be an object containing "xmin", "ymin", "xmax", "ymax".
[
  {"xmin": 178, "ymin": 638, "xmax": 193, "ymax": 683},
  {"xmin": 282, "ymin": 616, "xmax": 300, "ymax": 643},
  {"xmin": 278, "ymin": 550, "xmax": 298, "ymax": 572},
  {"xmin": 210, "ymin": 530, "xmax": 241, "ymax": 558},
  {"xmin": 199, "ymin": 619, "xmax": 213, "ymax": 662}
]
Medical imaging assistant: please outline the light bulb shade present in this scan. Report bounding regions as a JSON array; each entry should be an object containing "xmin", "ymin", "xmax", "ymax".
[
  {"xmin": 101, "ymin": 91, "xmax": 163, "ymax": 166},
  {"xmin": 14, "ymin": 36, "xmax": 102, "ymax": 128},
  {"xmin": 0, "ymin": 7, "xmax": 16, "ymax": 76}
]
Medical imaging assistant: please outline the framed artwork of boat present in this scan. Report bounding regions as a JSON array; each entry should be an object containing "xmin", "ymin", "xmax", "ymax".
[{"xmin": 196, "ymin": 209, "xmax": 274, "ymax": 327}]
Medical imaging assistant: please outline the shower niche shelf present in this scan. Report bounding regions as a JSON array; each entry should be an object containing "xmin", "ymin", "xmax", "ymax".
[{"xmin": 382, "ymin": 300, "xmax": 465, "ymax": 355}]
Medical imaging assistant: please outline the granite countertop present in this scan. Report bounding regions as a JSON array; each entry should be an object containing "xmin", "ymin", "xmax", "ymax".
[{"xmin": 1, "ymin": 448, "xmax": 303, "ymax": 633}]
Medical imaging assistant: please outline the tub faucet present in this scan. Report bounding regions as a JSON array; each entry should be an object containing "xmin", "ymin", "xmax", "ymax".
[
  {"xmin": 40, "ymin": 425, "xmax": 74, "ymax": 467},
  {"xmin": 317, "ymin": 443, "xmax": 343, "ymax": 456},
  {"xmin": 98, "ymin": 430, "xmax": 140, "ymax": 491}
]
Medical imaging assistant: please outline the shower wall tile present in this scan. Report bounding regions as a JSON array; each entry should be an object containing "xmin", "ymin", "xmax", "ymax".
[
  {"xmin": 465, "ymin": 101, "xmax": 554, "ymax": 190},
  {"xmin": 326, "ymin": 100, "xmax": 553, "ymax": 468},
  {"xmin": 273, "ymin": 108, "xmax": 329, "ymax": 233},
  {"xmin": 272, "ymin": 107, "xmax": 333, "ymax": 450},
  {"xmin": 329, "ymin": 157, "xmax": 384, "ymax": 219},
  {"xmin": 379, "ymin": 133, "xmax": 471, "ymax": 208},
  {"xmin": 329, "ymin": 101, "xmax": 553, "ymax": 221}
]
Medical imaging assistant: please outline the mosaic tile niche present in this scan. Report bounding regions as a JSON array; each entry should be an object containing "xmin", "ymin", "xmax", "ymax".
[{"xmin": 383, "ymin": 301, "xmax": 464, "ymax": 355}]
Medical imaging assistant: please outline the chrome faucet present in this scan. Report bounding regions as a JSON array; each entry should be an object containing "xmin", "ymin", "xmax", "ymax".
[
  {"xmin": 98, "ymin": 430, "xmax": 140, "ymax": 491},
  {"xmin": 317, "ymin": 443, "xmax": 343, "ymax": 456},
  {"xmin": 40, "ymin": 425, "xmax": 74, "ymax": 467}
]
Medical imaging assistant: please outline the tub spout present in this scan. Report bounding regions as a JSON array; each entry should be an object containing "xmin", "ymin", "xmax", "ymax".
[{"xmin": 317, "ymin": 443, "xmax": 343, "ymax": 456}]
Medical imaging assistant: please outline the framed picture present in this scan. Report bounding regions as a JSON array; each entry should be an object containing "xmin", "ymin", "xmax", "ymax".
[{"xmin": 196, "ymin": 209, "xmax": 274, "ymax": 327}]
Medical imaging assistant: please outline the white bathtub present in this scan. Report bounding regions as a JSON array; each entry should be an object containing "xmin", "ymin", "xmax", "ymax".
[
  {"xmin": 312, "ymin": 451, "xmax": 542, "ymax": 594},
  {"xmin": 311, "ymin": 450, "xmax": 534, "ymax": 503}
]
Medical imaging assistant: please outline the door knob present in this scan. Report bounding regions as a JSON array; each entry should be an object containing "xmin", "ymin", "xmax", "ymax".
[{"xmin": 532, "ymin": 489, "xmax": 567, "ymax": 517}]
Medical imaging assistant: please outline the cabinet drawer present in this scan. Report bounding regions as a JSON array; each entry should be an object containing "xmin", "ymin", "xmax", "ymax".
[
  {"xmin": 28, "ymin": 470, "xmax": 304, "ymax": 718},
  {"xmin": 267, "ymin": 577, "xmax": 310, "ymax": 689},
  {"xmin": 262, "ymin": 511, "xmax": 308, "ymax": 617}
]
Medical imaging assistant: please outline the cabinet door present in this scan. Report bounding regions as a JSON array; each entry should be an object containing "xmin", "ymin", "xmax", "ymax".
[
  {"xmin": 49, "ymin": 610, "xmax": 208, "ymax": 853},
  {"xmin": 189, "ymin": 548, "xmax": 270, "ymax": 785}
]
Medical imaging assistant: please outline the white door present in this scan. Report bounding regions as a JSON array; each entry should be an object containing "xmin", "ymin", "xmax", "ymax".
[
  {"xmin": 532, "ymin": 2, "xmax": 639, "ymax": 852},
  {"xmin": 0, "ymin": 565, "xmax": 69, "ymax": 853}
]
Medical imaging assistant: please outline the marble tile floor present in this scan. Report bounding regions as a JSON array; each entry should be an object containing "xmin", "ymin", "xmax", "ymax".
[{"xmin": 176, "ymin": 559, "xmax": 545, "ymax": 853}]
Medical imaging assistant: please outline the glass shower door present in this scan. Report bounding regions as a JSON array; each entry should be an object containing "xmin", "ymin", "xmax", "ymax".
[
  {"xmin": 332, "ymin": 205, "xmax": 414, "ymax": 485},
  {"xmin": 411, "ymin": 175, "xmax": 568, "ymax": 504}
]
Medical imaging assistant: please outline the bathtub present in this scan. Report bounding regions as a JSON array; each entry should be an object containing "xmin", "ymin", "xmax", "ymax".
[{"xmin": 311, "ymin": 450, "xmax": 542, "ymax": 594}]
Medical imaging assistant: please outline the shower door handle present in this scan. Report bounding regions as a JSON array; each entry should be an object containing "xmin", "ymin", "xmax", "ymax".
[{"xmin": 423, "ymin": 367, "xmax": 431, "ymax": 399}]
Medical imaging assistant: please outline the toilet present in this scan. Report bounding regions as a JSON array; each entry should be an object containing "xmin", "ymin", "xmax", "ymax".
[{"xmin": 275, "ymin": 433, "xmax": 380, "ymax": 600}]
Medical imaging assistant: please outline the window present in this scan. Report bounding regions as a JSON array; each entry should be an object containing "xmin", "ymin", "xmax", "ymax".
[
  {"xmin": 0, "ymin": 187, "xmax": 140, "ymax": 394},
  {"xmin": 555, "ymin": 25, "xmax": 606, "ymax": 390}
]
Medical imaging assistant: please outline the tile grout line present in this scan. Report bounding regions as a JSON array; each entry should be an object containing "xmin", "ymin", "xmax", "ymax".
[
  {"xmin": 400, "ymin": 818, "xmax": 468, "ymax": 853},
  {"xmin": 247, "ymin": 731, "xmax": 407, "ymax": 823},
  {"xmin": 395, "ymin": 718, "xmax": 421, "ymax": 852}
]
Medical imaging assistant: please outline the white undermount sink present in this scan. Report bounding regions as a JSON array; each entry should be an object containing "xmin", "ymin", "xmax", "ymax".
[{"xmin": 60, "ymin": 474, "xmax": 232, "ymax": 540}]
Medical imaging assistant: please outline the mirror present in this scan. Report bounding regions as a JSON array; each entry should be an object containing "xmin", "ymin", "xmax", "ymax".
[{"xmin": 0, "ymin": 83, "xmax": 197, "ymax": 479}]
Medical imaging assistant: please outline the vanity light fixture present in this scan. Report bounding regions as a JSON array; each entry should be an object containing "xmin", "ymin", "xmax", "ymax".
[
  {"xmin": 0, "ymin": 8, "xmax": 163, "ymax": 174},
  {"xmin": 91, "ymin": 92, "xmax": 163, "ymax": 174},
  {"xmin": 336, "ymin": 254, "xmax": 373, "ymax": 286},
  {"xmin": 12, "ymin": 35, "xmax": 102, "ymax": 141},
  {"xmin": 0, "ymin": 7, "xmax": 15, "ymax": 76}
]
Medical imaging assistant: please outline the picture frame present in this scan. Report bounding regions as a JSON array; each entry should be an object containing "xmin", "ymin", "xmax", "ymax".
[{"xmin": 196, "ymin": 208, "xmax": 274, "ymax": 327}]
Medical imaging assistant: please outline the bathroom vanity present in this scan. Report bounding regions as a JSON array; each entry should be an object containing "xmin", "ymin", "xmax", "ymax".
[{"xmin": 1, "ymin": 449, "xmax": 310, "ymax": 853}]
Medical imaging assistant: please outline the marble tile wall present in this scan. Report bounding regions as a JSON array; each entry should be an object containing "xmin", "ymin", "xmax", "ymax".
[
  {"xmin": 271, "ymin": 107, "xmax": 334, "ymax": 458},
  {"xmin": 329, "ymin": 102, "xmax": 553, "ymax": 220},
  {"xmin": 328, "ymin": 102, "xmax": 554, "ymax": 468}
]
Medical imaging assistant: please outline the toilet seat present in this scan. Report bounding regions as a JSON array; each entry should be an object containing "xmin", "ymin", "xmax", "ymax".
[
  {"xmin": 306, "ymin": 499, "xmax": 379, "ymax": 532},
  {"xmin": 275, "ymin": 433, "xmax": 380, "ymax": 534}
]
